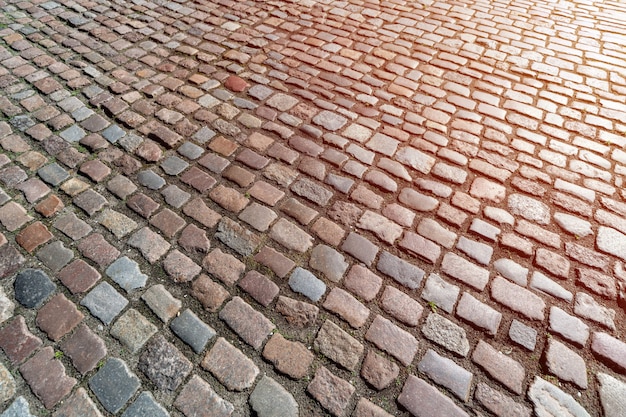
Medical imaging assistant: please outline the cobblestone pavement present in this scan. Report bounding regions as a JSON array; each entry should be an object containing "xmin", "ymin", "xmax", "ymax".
[{"xmin": 1, "ymin": 0, "xmax": 626, "ymax": 415}]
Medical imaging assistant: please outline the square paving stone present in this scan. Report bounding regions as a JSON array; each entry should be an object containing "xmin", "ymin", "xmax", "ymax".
[
  {"xmin": 36, "ymin": 293, "xmax": 84, "ymax": 341},
  {"xmin": 73, "ymin": 189, "xmax": 108, "ymax": 216},
  {"xmin": 127, "ymin": 193, "xmax": 160, "ymax": 218},
  {"xmin": 80, "ymin": 282, "xmax": 128, "ymax": 325},
  {"xmin": 38, "ymin": 163, "xmax": 70, "ymax": 186},
  {"xmin": 0, "ymin": 201, "xmax": 33, "ymax": 231},
  {"xmin": 170, "ymin": 308, "xmax": 216, "ymax": 353},
  {"xmin": 101, "ymin": 124, "xmax": 126, "ymax": 143},
  {"xmin": 19, "ymin": 346, "xmax": 76, "ymax": 409},
  {"xmin": 79, "ymin": 159, "xmax": 111, "ymax": 182},
  {"xmin": 160, "ymin": 156, "xmax": 189, "ymax": 176},
  {"xmin": 0, "ymin": 316, "xmax": 42, "ymax": 364},
  {"xmin": 161, "ymin": 185, "xmax": 191, "ymax": 208},
  {"xmin": 111, "ymin": 308, "xmax": 157, "ymax": 353},
  {"xmin": 16, "ymin": 221, "xmax": 53, "ymax": 253},
  {"xmin": 107, "ymin": 174, "xmax": 137, "ymax": 199},
  {"xmin": 150, "ymin": 209, "xmax": 186, "ymax": 238},
  {"xmin": 58, "ymin": 259, "xmax": 101, "ymax": 294},
  {"xmin": 14, "ymin": 269, "xmax": 56, "ymax": 309},
  {"xmin": 52, "ymin": 387, "xmax": 103, "ymax": 417},
  {"xmin": 137, "ymin": 169, "xmax": 165, "ymax": 190},
  {"xmin": 77, "ymin": 233, "xmax": 120, "ymax": 267},
  {"xmin": 59, "ymin": 124, "xmax": 86, "ymax": 142},
  {"xmin": 0, "ymin": 165, "xmax": 28, "ymax": 187},
  {"xmin": 60, "ymin": 323, "xmax": 107, "ymax": 375},
  {"xmin": 105, "ymin": 256, "xmax": 148, "ymax": 292},
  {"xmin": 128, "ymin": 227, "xmax": 170, "ymax": 263},
  {"xmin": 121, "ymin": 392, "xmax": 169, "ymax": 417},
  {"xmin": 36, "ymin": 241, "xmax": 74, "ymax": 272},
  {"xmin": 138, "ymin": 335, "xmax": 193, "ymax": 391},
  {"xmin": 89, "ymin": 358, "xmax": 140, "ymax": 414},
  {"xmin": 53, "ymin": 212, "xmax": 92, "ymax": 240},
  {"xmin": 97, "ymin": 208, "xmax": 138, "ymax": 238},
  {"xmin": 16, "ymin": 178, "xmax": 50, "ymax": 203}
]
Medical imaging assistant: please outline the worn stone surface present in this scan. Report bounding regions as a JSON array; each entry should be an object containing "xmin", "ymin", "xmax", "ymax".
[
  {"xmin": 598, "ymin": 373, "xmax": 626, "ymax": 417},
  {"xmin": 315, "ymin": 320, "xmax": 364, "ymax": 371},
  {"xmin": 202, "ymin": 337, "xmax": 259, "ymax": 390},
  {"xmin": 398, "ymin": 375, "xmax": 469, "ymax": 417},
  {"xmin": 307, "ymin": 367, "xmax": 355, "ymax": 417},
  {"xmin": 422, "ymin": 313, "xmax": 470, "ymax": 357},
  {"xmin": 263, "ymin": 333, "xmax": 314, "ymax": 379},
  {"xmin": 365, "ymin": 315, "xmax": 418, "ymax": 366},
  {"xmin": 528, "ymin": 377, "xmax": 591, "ymax": 417},
  {"xmin": 249, "ymin": 376, "xmax": 298, "ymax": 417},
  {"xmin": 138, "ymin": 335, "xmax": 192, "ymax": 391}
]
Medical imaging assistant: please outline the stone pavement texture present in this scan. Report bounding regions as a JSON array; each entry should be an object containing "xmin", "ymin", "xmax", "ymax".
[{"xmin": 0, "ymin": 0, "xmax": 625, "ymax": 415}]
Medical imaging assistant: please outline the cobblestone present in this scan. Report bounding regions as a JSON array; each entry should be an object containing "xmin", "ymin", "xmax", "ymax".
[{"xmin": 202, "ymin": 337, "xmax": 259, "ymax": 390}]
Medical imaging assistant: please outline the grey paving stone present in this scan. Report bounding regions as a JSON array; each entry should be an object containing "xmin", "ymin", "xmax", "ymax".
[
  {"xmin": 591, "ymin": 332, "xmax": 626, "ymax": 374},
  {"xmin": 121, "ymin": 392, "xmax": 170, "ymax": 417},
  {"xmin": 80, "ymin": 282, "xmax": 128, "ymax": 325},
  {"xmin": 89, "ymin": 358, "xmax": 140, "ymax": 414},
  {"xmin": 418, "ymin": 349, "xmax": 473, "ymax": 401},
  {"xmin": 215, "ymin": 217, "xmax": 262, "ymax": 256},
  {"xmin": 249, "ymin": 376, "xmax": 298, "ymax": 417},
  {"xmin": 549, "ymin": 306, "xmax": 589, "ymax": 347},
  {"xmin": 36, "ymin": 241, "xmax": 73, "ymax": 272},
  {"xmin": 14, "ymin": 269, "xmax": 56, "ymax": 309},
  {"xmin": 101, "ymin": 124, "xmax": 125, "ymax": 143},
  {"xmin": 105, "ymin": 256, "xmax": 148, "ymax": 292},
  {"xmin": 170, "ymin": 309, "xmax": 216, "ymax": 353},
  {"xmin": 59, "ymin": 124, "xmax": 85, "ymax": 142},
  {"xmin": 469, "ymin": 218, "xmax": 501, "ymax": 241},
  {"xmin": 377, "ymin": 251, "xmax": 424, "ymax": 290},
  {"xmin": 178, "ymin": 142, "xmax": 204, "ymax": 159},
  {"xmin": 97, "ymin": 209, "xmax": 138, "ymax": 238},
  {"xmin": 290, "ymin": 178, "xmax": 333, "ymax": 206},
  {"xmin": 474, "ymin": 383, "xmax": 532, "ymax": 417},
  {"xmin": 161, "ymin": 185, "xmax": 191, "ymax": 208},
  {"xmin": 598, "ymin": 373, "xmax": 626, "ymax": 417},
  {"xmin": 309, "ymin": 244, "xmax": 348, "ymax": 283},
  {"xmin": 509, "ymin": 319, "xmax": 537, "ymax": 351},
  {"xmin": 420, "ymin": 273, "xmax": 459, "ymax": 314},
  {"xmin": 38, "ymin": 163, "xmax": 70, "ymax": 186},
  {"xmin": 1, "ymin": 396, "xmax": 36, "ymax": 417},
  {"xmin": 139, "ymin": 335, "xmax": 193, "ymax": 391},
  {"xmin": 422, "ymin": 313, "xmax": 470, "ymax": 357},
  {"xmin": 110, "ymin": 308, "xmax": 157, "ymax": 353},
  {"xmin": 160, "ymin": 156, "xmax": 189, "ymax": 175},
  {"xmin": 137, "ymin": 169, "xmax": 166, "ymax": 190},
  {"xmin": 201, "ymin": 337, "xmax": 259, "ymax": 391},
  {"xmin": 341, "ymin": 232, "xmax": 379, "ymax": 266},
  {"xmin": 289, "ymin": 267, "xmax": 326, "ymax": 302},
  {"xmin": 192, "ymin": 126, "xmax": 216, "ymax": 144},
  {"xmin": 528, "ymin": 376, "xmax": 590, "ymax": 417},
  {"xmin": 141, "ymin": 284, "xmax": 181, "ymax": 323}
]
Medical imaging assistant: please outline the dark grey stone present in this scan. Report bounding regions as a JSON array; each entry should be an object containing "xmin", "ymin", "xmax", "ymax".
[
  {"xmin": 170, "ymin": 309, "xmax": 216, "ymax": 353},
  {"xmin": 121, "ymin": 392, "xmax": 170, "ymax": 417},
  {"xmin": 137, "ymin": 170, "xmax": 165, "ymax": 190},
  {"xmin": 160, "ymin": 156, "xmax": 189, "ymax": 176},
  {"xmin": 377, "ymin": 251, "xmax": 425, "ymax": 290},
  {"xmin": 36, "ymin": 241, "xmax": 73, "ymax": 272},
  {"xmin": 10, "ymin": 115, "xmax": 35, "ymax": 131},
  {"xmin": 14, "ymin": 269, "xmax": 56, "ymax": 309},
  {"xmin": 80, "ymin": 282, "xmax": 128, "ymax": 325},
  {"xmin": 249, "ymin": 376, "xmax": 298, "ymax": 417},
  {"xmin": 89, "ymin": 358, "xmax": 140, "ymax": 414},
  {"xmin": 38, "ymin": 163, "xmax": 70, "ymax": 186},
  {"xmin": 101, "ymin": 125, "xmax": 125, "ymax": 143},
  {"xmin": 177, "ymin": 142, "xmax": 204, "ymax": 160},
  {"xmin": 139, "ymin": 335, "xmax": 192, "ymax": 391}
]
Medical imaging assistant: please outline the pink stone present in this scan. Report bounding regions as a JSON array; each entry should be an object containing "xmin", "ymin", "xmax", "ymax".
[{"xmin": 224, "ymin": 75, "xmax": 249, "ymax": 92}]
